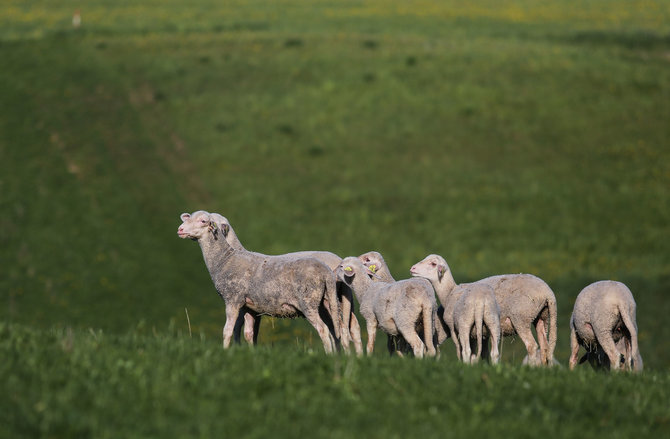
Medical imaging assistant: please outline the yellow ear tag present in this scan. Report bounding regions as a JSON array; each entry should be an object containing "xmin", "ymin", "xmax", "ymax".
[
  {"xmin": 369, "ymin": 264, "xmax": 377, "ymax": 273},
  {"xmin": 344, "ymin": 266, "xmax": 353, "ymax": 273}
]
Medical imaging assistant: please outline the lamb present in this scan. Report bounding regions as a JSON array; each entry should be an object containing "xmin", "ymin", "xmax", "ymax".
[
  {"xmin": 336, "ymin": 256, "xmax": 437, "ymax": 358},
  {"xmin": 568, "ymin": 280, "xmax": 643, "ymax": 372},
  {"xmin": 210, "ymin": 213, "xmax": 362, "ymax": 355},
  {"xmin": 411, "ymin": 254, "xmax": 557, "ymax": 366},
  {"xmin": 358, "ymin": 251, "xmax": 445, "ymax": 356},
  {"xmin": 410, "ymin": 255, "xmax": 501, "ymax": 364},
  {"xmin": 177, "ymin": 210, "xmax": 341, "ymax": 354}
]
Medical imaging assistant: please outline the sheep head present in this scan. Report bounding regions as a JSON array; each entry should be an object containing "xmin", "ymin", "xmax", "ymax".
[
  {"xmin": 177, "ymin": 210, "xmax": 219, "ymax": 241},
  {"xmin": 337, "ymin": 257, "xmax": 364, "ymax": 285},
  {"xmin": 359, "ymin": 251, "xmax": 384, "ymax": 275},
  {"xmin": 410, "ymin": 254, "xmax": 449, "ymax": 283}
]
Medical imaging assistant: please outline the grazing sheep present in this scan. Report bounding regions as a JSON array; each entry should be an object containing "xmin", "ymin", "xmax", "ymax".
[
  {"xmin": 210, "ymin": 213, "xmax": 362, "ymax": 355},
  {"xmin": 178, "ymin": 210, "xmax": 341, "ymax": 354},
  {"xmin": 410, "ymin": 255, "xmax": 501, "ymax": 364},
  {"xmin": 336, "ymin": 257, "xmax": 437, "ymax": 358},
  {"xmin": 569, "ymin": 280, "xmax": 643, "ymax": 372}
]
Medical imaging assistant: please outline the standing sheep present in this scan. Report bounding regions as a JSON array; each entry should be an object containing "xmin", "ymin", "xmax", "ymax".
[
  {"xmin": 477, "ymin": 272, "xmax": 558, "ymax": 367},
  {"xmin": 177, "ymin": 210, "xmax": 341, "ymax": 354},
  {"xmin": 336, "ymin": 257, "xmax": 438, "ymax": 358},
  {"xmin": 411, "ymin": 255, "xmax": 558, "ymax": 366},
  {"xmin": 410, "ymin": 255, "xmax": 501, "ymax": 364},
  {"xmin": 569, "ymin": 280, "xmax": 643, "ymax": 372},
  {"xmin": 358, "ymin": 251, "xmax": 446, "ymax": 356},
  {"xmin": 210, "ymin": 213, "xmax": 362, "ymax": 355}
]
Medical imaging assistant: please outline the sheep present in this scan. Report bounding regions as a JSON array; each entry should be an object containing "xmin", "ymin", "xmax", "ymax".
[
  {"xmin": 336, "ymin": 257, "xmax": 437, "ymax": 358},
  {"xmin": 568, "ymin": 280, "xmax": 643, "ymax": 372},
  {"xmin": 177, "ymin": 210, "xmax": 341, "ymax": 354},
  {"xmin": 411, "ymin": 254, "xmax": 557, "ymax": 366},
  {"xmin": 410, "ymin": 255, "xmax": 501, "ymax": 364},
  {"xmin": 358, "ymin": 251, "xmax": 406, "ymax": 355},
  {"xmin": 358, "ymin": 251, "xmax": 445, "ymax": 356},
  {"xmin": 210, "ymin": 213, "xmax": 363, "ymax": 355}
]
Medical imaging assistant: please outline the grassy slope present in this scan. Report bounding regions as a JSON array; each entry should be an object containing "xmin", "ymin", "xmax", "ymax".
[
  {"xmin": 2, "ymin": 324, "xmax": 669, "ymax": 438},
  {"xmin": 2, "ymin": 2, "xmax": 670, "ymax": 438},
  {"xmin": 1, "ymin": 1, "xmax": 669, "ymax": 362}
]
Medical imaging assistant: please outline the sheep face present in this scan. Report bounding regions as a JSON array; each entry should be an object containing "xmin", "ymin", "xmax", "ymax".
[
  {"xmin": 177, "ymin": 210, "xmax": 218, "ymax": 241},
  {"xmin": 336, "ymin": 257, "xmax": 362, "ymax": 285},
  {"xmin": 335, "ymin": 260, "xmax": 356, "ymax": 285},
  {"xmin": 410, "ymin": 254, "xmax": 449, "ymax": 283}
]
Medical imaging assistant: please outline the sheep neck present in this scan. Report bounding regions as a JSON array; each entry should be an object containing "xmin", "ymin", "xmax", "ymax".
[
  {"xmin": 432, "ymin": 272, "xmax": 457, "ymax": 307},
  {"xmin": 198, "ymin": 229, "xmax": 236, "ymax": 280},
  {"xmin": 226, "ymin": 227, "xmax": 246, "ymax": 251},
  {"xmin": 349, "ymin": 273, "xmax": 373, "ymax": 303}
]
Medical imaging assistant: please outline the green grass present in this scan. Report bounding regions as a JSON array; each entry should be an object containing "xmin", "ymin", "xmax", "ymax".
[
  {"xmin": 1, "ymin": 1, "xmax": 670, "ymax": 435},
  {"xmin": 2, "ymin": 323, "xmax": 669, "ymax": 438}
]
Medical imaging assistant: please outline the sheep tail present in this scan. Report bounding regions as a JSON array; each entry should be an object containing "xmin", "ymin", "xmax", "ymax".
[{"xmin": 619, "ymin": 302, "xmax": 642, "ymax": 372}]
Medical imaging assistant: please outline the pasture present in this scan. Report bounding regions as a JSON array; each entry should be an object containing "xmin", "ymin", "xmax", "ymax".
[{"xmin": 1, "ymin": 0, "xmax": 670, "ymax": 436}]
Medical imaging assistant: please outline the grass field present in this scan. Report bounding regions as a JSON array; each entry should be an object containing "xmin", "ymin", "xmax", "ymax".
[
  {"xmin": 1, "ymin": 0, "xmax": 670, "ymax": 436},
  {"xmin": 2, "ymin": 323, "xmax": 670, "ymax": 438}
]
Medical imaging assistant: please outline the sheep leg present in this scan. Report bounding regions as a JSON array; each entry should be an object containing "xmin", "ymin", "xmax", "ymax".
[
  {"xmin": 349, "ymin": 312, "xmax": 364, "ymax": 356},
  {"xmin": 596, "ymin": 330, "xmax": 621, "ymax": 371},
  {"xmin": 366, "ymin": 320, "xmax": 378, "ymax": 356},
  {"xmin": 222, "ymin": 305, "xmax": 243, "ymax": 348},
  {"xmin": 338, "ymin": 287, "xmax": 353, "ymax": 353},
  {"xmin": 451, "ymin": 328, "xmax": 462, "ymax": 361},
  {"xmin": 304, "ymin": 308, "xmax": 335, "ymax": 354},
  {"xmin": 474, "ymin": 314, "xmax": 484, "ymax": 364},
  {"xmin": 457, "ymin": 330, "xmax": 472, "ymax": 364},
  {"xmin": 489, "ymin": 332, "xmax": 501, "ymax": 365},
  {"xmin": 514, "ymin": 322, "xmax": 540, "ymax": 366},
  {"xmin": 569, "ymin": 321, "xmax": 580, "ymax": 370},
  {"xmin": 620, "ymin": 337, "xmax": 632, "ymax": 371},
  {"xmin": 318, "ymin": 301, "xmax": 340, "ymax": 352},
  {"xmin": 535, "ymin": 318, "xmax": 550, "ymax": 366},
  {"xmin": 481, "ymin": 336, "xmax": 490, "ymax": 362},
  {"xmin": 243, "ymin": 312, "xmax": 261, "ymax": 345},
  {"xmin": 398, "ymin": 325, "xmax": 425, "ymax": 359},
  {"xmin": 232, "ymin": 311, "xmax": 246, "ymax": 344}
]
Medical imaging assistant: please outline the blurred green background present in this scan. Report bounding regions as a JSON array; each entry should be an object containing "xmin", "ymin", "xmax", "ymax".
[{"xmin": 1, "ymin": 0, "xmax": 669, "ymax": 367}]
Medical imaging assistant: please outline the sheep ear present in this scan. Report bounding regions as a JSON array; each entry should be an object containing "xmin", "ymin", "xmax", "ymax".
[
  {"xmin": 437, "ymin": 265, "xmax": 446, "ymax": 281},
  {"xmin": 343, "ymin": 265, "xmax": 355, "ymax": 277},
  {"xmin": 180, "ymin": 213, "xmax": 191, "ymax": 221},
  {"xmin": 208, "ymin": 221, "xmax": 218, "ymax": 238},
  {"xmin": 221, "ymin": 223, "xmax": 230, "ymax": 237}
]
